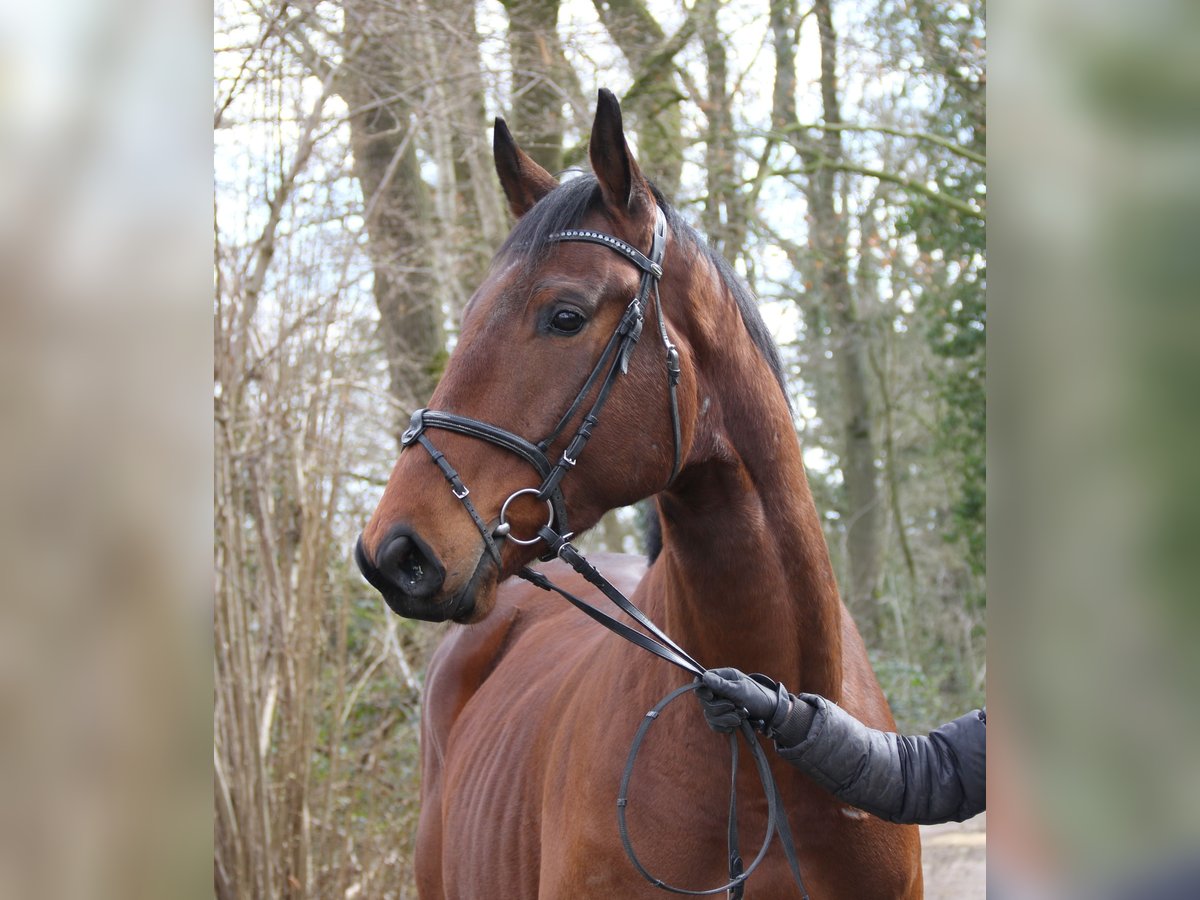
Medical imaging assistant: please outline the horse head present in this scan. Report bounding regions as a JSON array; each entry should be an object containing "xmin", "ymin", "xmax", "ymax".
[{"xmin": 355, "ymin": 91, "xmax": 694, "ymax": 623}]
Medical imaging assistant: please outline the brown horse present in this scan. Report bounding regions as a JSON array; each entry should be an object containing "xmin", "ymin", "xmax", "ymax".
[{"xmin": 356, "ymin": 91, "xmax": 922, "ymax": 898}]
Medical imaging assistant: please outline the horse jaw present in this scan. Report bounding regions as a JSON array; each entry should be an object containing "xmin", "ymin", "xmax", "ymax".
[{"xmin": 450, "ymin": 553, "xmax": 501, "ymax": 624}]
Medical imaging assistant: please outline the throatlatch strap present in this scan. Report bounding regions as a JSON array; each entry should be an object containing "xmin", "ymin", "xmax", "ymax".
[{"xmin": 652, "ymin": 283, "xmax": 683, "ymax": 484}]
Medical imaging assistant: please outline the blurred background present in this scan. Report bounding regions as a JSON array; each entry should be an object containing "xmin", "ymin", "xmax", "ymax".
[{"xmin": 0, "ymin": 0, "xmax": 1197, "ymax": 896}]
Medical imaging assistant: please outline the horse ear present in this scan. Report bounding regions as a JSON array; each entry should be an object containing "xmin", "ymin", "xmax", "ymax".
[
  {"xmin": 494, "ymin": 118, "xmax": 558, "ymax": 219},
  {"xmin": 589, "ymin": 89, "xmax": 651, "ymax": 221}
]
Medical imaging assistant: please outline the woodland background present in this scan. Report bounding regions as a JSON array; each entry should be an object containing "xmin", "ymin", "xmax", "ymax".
[{"xmin": 214, "ymin": 0, "xmax": 985, "ymax": 895}]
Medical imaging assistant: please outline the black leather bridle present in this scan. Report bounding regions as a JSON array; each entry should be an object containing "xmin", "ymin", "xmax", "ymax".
[
  {"xmin": 396, "ymin": 206, "xmax": 808, "ymax": 899},
  {"xmin": 399, "ymin": 205, "xmax": 679, "ymax": 564}
]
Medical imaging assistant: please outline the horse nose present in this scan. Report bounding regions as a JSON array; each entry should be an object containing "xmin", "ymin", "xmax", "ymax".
[{"xmin": 355, "ymin": 526, "xmax": 445, "ymax": 602}]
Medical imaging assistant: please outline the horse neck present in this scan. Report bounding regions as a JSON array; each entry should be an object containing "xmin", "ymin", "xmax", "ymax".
[{"xmin": 646, "ymin": 255, "xmax": 844, "ymax": 699}]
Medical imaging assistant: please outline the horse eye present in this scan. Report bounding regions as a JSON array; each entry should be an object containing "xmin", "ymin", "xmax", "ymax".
[{"xmin": 550, "ymin": 308, "xmax": 586, "ymax": 334}]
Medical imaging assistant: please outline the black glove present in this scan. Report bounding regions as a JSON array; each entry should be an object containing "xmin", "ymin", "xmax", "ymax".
[{"xmin": 695, "ymin": 667, "xmax": 793, "ymax": 736}]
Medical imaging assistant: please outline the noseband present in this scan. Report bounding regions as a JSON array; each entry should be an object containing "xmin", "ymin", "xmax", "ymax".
[{"xmin": 399, "ymin": 205, "xmax": 680, "ymax": 563}]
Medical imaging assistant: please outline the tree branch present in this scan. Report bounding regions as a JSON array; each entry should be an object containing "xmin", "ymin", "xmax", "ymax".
[
  {"xmin": 774, "ymin": 159, "xmax": 985, "ymax": 221},
  {"xmin": 767, "ymin": 121, "xmax": 985, "ymax": 166}
]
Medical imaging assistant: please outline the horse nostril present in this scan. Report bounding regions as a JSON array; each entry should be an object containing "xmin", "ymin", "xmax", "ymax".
[
  {"xmin": 371, "ymin": 527, "xmax": 445, "ymax": 600},
  {"xmin": 378, "ymin": 533, "xmax": 415, "ymax": 580}
]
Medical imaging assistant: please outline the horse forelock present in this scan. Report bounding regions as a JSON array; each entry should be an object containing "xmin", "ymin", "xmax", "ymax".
[{"xmin": 494, "ymin": 172, "xmax": 601, "ymax": 274}]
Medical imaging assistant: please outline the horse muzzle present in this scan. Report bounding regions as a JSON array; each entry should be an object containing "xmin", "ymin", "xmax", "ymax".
[{"xmin": 354, "ymin": 526, "xmax": 490, "ymax": 623}]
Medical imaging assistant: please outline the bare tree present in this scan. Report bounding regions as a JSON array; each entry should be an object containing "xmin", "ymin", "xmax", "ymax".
[
  {"xmin": 591, "ymin": 0, "xmax": 688, "ymax": 193},
  {"xmin": 215, "ymin": 8, "xmax": 429, "ymax": 895},
  {"xmin": 769, "ymin": 0, "xmax": 885, "ymax": 643},
  {"xmin": 500, "ymin": 0, "xmax": 574, "ymax": 174},
  {"xmin": 337, "ymin": 1, "xmax": 446, "ymax": 436}
]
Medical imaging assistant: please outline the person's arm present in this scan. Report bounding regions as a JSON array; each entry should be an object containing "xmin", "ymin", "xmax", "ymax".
[
  {"xmin": 773, "ymin": 696, "xmax": 985, "ymax": 824},
  {"xmin": 697, "ymin": 668, "xmax": 986, "ymax": 825}
]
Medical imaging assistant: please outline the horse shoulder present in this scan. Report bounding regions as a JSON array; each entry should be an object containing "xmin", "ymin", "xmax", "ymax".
[
  {"xmin": 417, "ymin": 575, "xmax": 561, "ymax": 895},
  {"xmin": 417, "ymin": 553, "xmax": 649, "ymax": 897},
  {"xmin": 423, "ymin": 552, "xmax": 648, "ymax": 750},
  {"xmin": 817, "ymin": 606, "xmax": 924, "ymax": 897},
  {"xmin": 424, "ymin": 584, "xmax": 542, "ymax": 751}
]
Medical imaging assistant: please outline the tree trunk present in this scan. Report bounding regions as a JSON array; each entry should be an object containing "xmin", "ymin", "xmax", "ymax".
[
  {"xmin": 771, "ymin": 0, "xmax": 884, "ymax": 643},
  {"xmin": 501, "ymin": 0, "xmax": 570, "ymax": 175},
  {"xmin": 811, "ymin": 0, "xmax": 884, "ymax": 644},
  {"xmin": 340, "ymin": 1, "xmax": 446, "ymax": 439},
  {"xmin": 591, "ymin": 0, "xmax": 685, "ymax": 194},
  {"xmin": 421, "ymin": 0, "xmax": 507, "ymax": 315},
  {"xmin": 698, "ymin": 0, "xmax": 743, "ymax": 260}
]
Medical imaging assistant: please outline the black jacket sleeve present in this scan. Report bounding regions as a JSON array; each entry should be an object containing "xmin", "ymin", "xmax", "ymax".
[{"xmin": 771, "ymin": 696, "xmax": 986, "ymax": 825}]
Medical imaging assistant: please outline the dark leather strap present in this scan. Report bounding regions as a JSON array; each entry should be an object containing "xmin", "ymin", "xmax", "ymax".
[
  {"xmin": 547, "ymin": 228, "xmax": 663, "ymax": 278},
  {"xmin": 413, "ymin": 433, "xmax": 503, "ymax": 567},
  {"xmin": 404, "ymin": 409, "xmax": 552, "ymax": 479},
  {"xmin": 517, "ymin": 540, "xmax": 810, "ymax": 898},
  {"xmin": 651, "ymin": 282, "xmax": 683, "ymax": 483},
  {"xmin": 613, "ymin": 684, "xmax": 808, "ymax": 898},
  {"xmin": 403, "ymin": 408, "xmax": 571, "ymax": 541},
  {"xmin": 554, "ymin": 541, "xmax": 703, "ymax": 674},
  {"xmin": 537, "ymin": 318, "xmax": 629, "ymax": 454},
  {"xmin": 539, "ymin": 336, "xmax": 636, "ymax": 500},
  {"xmin": 517, "ymin": 565, "xmax": 703, "ymax": 676},
  {"xmin": 727, "ymin": 734, "xmax": 744, "ymax": 900}
]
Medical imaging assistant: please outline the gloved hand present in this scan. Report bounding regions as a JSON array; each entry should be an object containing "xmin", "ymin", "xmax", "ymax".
[{"xmin": 695, "ymin": 667, "xmax": 792, "ymax": 736}]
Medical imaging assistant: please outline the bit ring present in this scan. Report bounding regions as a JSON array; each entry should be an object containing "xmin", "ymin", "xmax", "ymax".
[{"xmin": 498, "ymin": 488, "xmax": 555, "ymax": 546}]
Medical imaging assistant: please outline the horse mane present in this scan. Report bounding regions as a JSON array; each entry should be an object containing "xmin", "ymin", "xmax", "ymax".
[{"xmin": 496, "ymin": 172, "xmax": 791, "ymax": 563}]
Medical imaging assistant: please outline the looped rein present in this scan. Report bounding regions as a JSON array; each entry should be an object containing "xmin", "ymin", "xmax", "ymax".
[
  {"xmin": 519, "ymin": 532, "xmax": 810, "ymax": 899},
  {"xmin": 620, "ymin": 686, "xmax": 788, "ymax": 897}
]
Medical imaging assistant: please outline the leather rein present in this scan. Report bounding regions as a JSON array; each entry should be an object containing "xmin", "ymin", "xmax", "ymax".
[{"xmin": 399, "ymin": 207, "xmax": 809, "ymax": 899}]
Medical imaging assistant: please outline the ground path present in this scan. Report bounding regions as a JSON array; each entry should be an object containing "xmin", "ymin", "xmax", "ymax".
[{"xmin": 921, "ymin": 813, "xmax": 985, "ymax": 898}]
